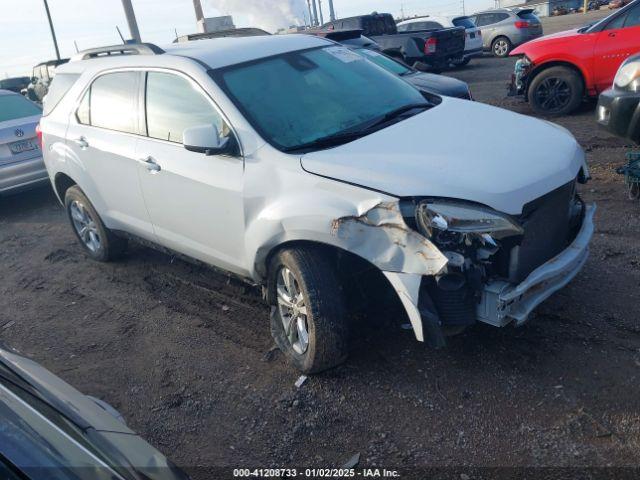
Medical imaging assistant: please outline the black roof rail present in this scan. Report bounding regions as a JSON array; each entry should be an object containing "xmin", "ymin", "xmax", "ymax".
[{"xmin": 71, "ymin": 43, "xmax": 165, "ymax": 62}]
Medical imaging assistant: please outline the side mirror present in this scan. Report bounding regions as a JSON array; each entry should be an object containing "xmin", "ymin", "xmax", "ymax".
[{"xmin": 183, "ymin": 124, "xmax": 233, "ymax": 156}]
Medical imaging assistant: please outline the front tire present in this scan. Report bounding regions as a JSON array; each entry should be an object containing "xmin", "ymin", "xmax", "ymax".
[
  {"xmin": 528, "ymin": 66, "xmax": 584, "ymax": 116},
  {"xmin": 491, "ymin": 37, "xmax": 512, "ymax": 57},
  {"xmin": 268, "ymin": 246, "xmax": 348, "ymax": 374},
  {"xmin": 64, "ymin": 186, "xmax": 127, "ymax": 262}
]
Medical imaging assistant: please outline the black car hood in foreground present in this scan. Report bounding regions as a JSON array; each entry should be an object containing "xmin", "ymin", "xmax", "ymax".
[
  {"xmin": 0, "ymin": 345, "xmax": 190, "ymax": 480},
  {"xmin": 404, "ymin": 71, "xmax": 471, "ymax": 99}
]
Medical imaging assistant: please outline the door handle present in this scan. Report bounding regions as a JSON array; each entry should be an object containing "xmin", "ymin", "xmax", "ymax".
[
  {"xmin": 74, "ymin": 137, "xmax": 89, "ymax": 149},
  {"xmin": 140, "ymin": 156, "xmax": 161, "ymax": 173},
  {"xmin": 608, "ymin": 32, "xmax": 616, "ymax": 37}
]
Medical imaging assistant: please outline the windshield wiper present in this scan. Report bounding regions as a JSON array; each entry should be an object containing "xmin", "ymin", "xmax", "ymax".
[
  {"xmin": 283, "ymin": 103, "xmax": 431, "ymax": 153},
  {"xmin": 282, "ymin": 130, "xmax": 370, "ymax": 153}
]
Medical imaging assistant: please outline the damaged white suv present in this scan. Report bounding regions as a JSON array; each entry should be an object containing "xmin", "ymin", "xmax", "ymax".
[{"xmin": 40, "ymin": 36, "xmax": 594, "ymax": 373}]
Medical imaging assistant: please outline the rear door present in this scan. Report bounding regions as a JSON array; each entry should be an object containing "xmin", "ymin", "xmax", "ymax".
[
  {"xmin": 65, "ymin": 70, "xmax": 154, "ymax": 239},
  {"xmin": 135, "ymin": 70, "xmax": 245, "ymax": 274},
  {"xmin": 593, "ymin": 3, "xmax": 640, "ymax": 92}
]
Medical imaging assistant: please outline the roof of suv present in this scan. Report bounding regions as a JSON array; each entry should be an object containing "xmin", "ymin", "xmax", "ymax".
[{"xmin": 57, "ymin": 35, "xmax": 331, "ymax": 76}]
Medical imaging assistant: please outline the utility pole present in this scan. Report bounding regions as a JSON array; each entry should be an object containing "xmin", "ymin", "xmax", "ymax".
[
  {"xmin": 311, "ymin": 0, "xmax": 319, "ymax": 26},
  {"xmin": 462, "ymin": 0, "xmax": 466, "ymax": 15},
  {"xmin": 328, "ymin": 0, "xmax": 336, "ymax": 21},
  {"xmin": 193, "ymin": 0, "xmax": 205, "ymax": 22},
  {"xmin": 583, "ymin": 0, "xmax": 588, "ymax": 14},
  {"xmin": 121, "ymin": 0, "xmax": 141, "ymax": 42},
  {"xmin": 318, "ymin": 0, "xmax": 324, "ymax": 25},
  {"xmin": 307, "ymin": 0, "xmax": 314, "ymax": 26},
  {"xmin": 42, "ymin": 0, "xmax": 61, "ymax": 60}
]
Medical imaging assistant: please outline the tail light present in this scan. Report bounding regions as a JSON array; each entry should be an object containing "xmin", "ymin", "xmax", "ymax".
[
  {"xmin": 477, "ymin": 29, "xmax": 482, "ymax": 37},
  {"xmin": 514, "ymin": 21, "xmax": 530, "ymax": 28},
  {"xmin": 424, "ymin": 37, "xmax": 437, "ymax": 55},
  {"xmin": 35, "ymin": 124, "xmax": 43, "ymax": 150}
]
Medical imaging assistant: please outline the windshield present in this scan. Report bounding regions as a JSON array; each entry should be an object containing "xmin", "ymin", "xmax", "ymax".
[
  {"xmin": 215, "ymin": 46, "xmax": 426, "ymax": 151},
  {"xmin": 355, "ymin": 48, "xmax": 412, "ymax": 76},
  {"xmin": 0, "ymin": 95, "xmax": 41, "ymax": 122}
]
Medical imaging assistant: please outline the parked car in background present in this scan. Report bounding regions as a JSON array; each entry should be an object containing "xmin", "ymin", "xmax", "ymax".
[
  {"xmin": 0, "ymin": 344, "xmax": 190, "ymax": 479},
  {"xmin": 609, "ymin": 0, "xmax": 629, "ymax": 8},
  {"xmin": 469, "ymin": 8, "xmax": 543, "ymax": 57},
  {"xmin": 0, "ymin": 90, "xmax": 47, "ymax": 195},
  {"xmin": 40, "ymin": 37, "xmax": 593, "ymax": 374},
  {"xmin": 322, "ymin": 12, "xmax": 466, "ymax": 70},
  {"xmin": 25, "ymin": 58, "xmax": 69, "ymax": 103},
  {"xmin": 597, "ymin": 53, "xmax": 640, "ymax": 142},
  {"xmin": 307, "ymin": 30, "xmax": 473, "ymax": 98},
  {"xmin": 397, "ymin": 15, "xmax": 483, "ymax": 65},
  {"xmin": 0, "ymin": 76, "xmax": 30, "ymax": 94},
  {"xmin": 509, "ymin": 0, "xmax": 640, "ymax": 115},
  {"xmin": 353, "ymin": 44, "xmax": 473, "ymax": 99}
]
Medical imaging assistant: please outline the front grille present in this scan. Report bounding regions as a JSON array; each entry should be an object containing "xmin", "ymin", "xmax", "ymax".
[{"xmin": 509, "ymin": 181, "xmax": 577, "ymax": 283}]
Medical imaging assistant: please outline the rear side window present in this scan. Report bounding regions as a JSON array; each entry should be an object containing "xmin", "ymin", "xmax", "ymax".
[
  {"xmin": 43, "ymin": 73, "xmax": 80, "ymax": 116},
  {"xmin": 0, "ymin": 94, "xmax": 42, "ymax": 122},
  {"xmin": 145, "ymin": 72, "xmax": 226, "ymax": 144},
  {"xmin": 78, "ymin": 72, "xmax": 139, "ymax": 134},
  {"xmin": 453, "ymin": 17, "xmax": 476, "ymax": 28}
]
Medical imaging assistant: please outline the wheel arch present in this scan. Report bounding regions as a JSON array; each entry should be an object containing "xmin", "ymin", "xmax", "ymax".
[
  {"xmin": 525, "ymin": 61, "xmax": 587, "ymax": 98},
  {"xmin": 53, "ymin": 172, "xmax": 77, "ymax": 204}
]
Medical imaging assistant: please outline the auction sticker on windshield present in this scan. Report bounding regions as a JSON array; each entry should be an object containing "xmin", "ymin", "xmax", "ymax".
[{"xmin": 325, "ymin": 46, "xmax": 363, "ymax": 63}]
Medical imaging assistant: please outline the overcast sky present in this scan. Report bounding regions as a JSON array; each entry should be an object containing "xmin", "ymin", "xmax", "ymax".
[{"xmin": 1, "ymin": 0, "xmax": 494, "ymax": 78}]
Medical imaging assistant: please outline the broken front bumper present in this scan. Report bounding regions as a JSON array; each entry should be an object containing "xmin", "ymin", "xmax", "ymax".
[{"xmin": 478, "ymin": 204, "xmax": 595, "ymax": 327}]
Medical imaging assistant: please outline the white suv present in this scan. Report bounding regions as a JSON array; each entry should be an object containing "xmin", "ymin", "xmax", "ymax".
[{"xmin": 40, "ymin": 36, "xmax": 594, "ymax": 373}]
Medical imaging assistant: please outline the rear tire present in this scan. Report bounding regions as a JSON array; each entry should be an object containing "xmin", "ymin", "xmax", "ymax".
[
  {"xmin": 528, "ymin": 66, "xmax": 584, "ymax": 116},
  {"xmin": 491, "ymin": 37, "xmax": 512, "ymax": 57},
  {"xmin": 64, "ymin": 186, "xmax": 127, "ymax": 262},
  {"xmin": 268, "ymin": 246, "xmax": 348, "ymax": 374}
]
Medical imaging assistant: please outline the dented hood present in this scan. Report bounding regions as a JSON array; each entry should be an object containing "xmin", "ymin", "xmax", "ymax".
[{"xmin": 300, "ymin": 98, "xmax": 584, "ymax": 215}]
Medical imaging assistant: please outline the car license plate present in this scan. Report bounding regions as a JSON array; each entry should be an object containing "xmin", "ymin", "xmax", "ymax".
[
  {"xmin": 9, "ymin": 139, "xmax": 37, "ymax": 155},
  {"xmin": 469, "ymin": 32, "xmax": 476, "ymax": 39}
]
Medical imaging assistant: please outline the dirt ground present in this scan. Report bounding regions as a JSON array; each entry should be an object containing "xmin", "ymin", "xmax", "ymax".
[{"xmin": 1, "ymin": 9, "xmax": 640, "ymax": 478}]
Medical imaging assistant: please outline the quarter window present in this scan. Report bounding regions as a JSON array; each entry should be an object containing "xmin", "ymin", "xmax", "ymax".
[{"xmin": 145, "ymin": 72, "xmax": 226, "ymax": 144}]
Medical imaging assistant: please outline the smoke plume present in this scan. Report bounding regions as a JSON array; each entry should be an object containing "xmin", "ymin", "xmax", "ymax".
[{"xmin": 206, "ymin": 0, "xmax": 307, "ymax": 32}]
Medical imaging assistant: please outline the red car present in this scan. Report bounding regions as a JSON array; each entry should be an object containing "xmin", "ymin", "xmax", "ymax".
[{"xmin": 509, "ymin": 0, "xmax": 640, "ymax": 115}]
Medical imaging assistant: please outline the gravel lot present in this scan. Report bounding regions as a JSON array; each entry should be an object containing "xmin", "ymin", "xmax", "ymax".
[{"xmin": 1, "ymin": 9, "xmax": 640, "ymax": 477}]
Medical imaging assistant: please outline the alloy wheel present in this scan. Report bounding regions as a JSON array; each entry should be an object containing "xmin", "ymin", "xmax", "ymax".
[
  {"xmin": 276, "ymin": 267, "xmax": 310, "ymax": 355},
  {"xmin": 69, "ymin": 200, "xmax": 101, "ymax": 253},
  {"xmin": 535, "ymin": 77, "xmax": 572, "ymax": 112},
  {"xmin": 494, "ymin": 40, "xmax": 509, "ymax": 56}
]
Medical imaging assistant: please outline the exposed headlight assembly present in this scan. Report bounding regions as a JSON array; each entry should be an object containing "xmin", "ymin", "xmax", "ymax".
[
  {"xmin": 614, "ymin": 58, "xmax": 640, "ymax": 92},
  {"xmin": 416, "ymin": 201, "xmax": 524, "ymax": 241}
]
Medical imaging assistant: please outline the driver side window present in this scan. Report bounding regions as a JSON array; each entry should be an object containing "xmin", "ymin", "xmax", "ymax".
[
  {"xmin": 606, "ymin": 5, "xmax": 640, "ymax": 29},
  {"xmin": 144, "ymin": 71, "xmax": 230, "ymax": 144}
]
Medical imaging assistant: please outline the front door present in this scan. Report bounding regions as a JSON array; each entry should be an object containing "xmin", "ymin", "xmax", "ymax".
[
  {"xmin": 135, "ymin": 71, "xmax": 246, "ymax": 275},
  {"xmin": 66, "ymin": 70, "xmax": 154, "ymax": 239},
  {"xmin": 593, "ymin": 3, "xmax": 640, "ymax": 92}
]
